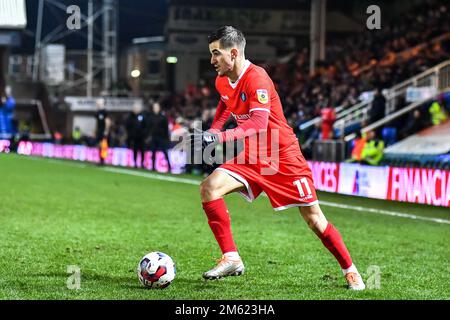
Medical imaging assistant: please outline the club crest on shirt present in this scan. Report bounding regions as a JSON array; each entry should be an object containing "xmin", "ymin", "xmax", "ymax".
[
  {"xmin": 240, "ymin": 92, "xmax": 247, "ymax": 102},
  {"xmin": 256, "ymin": 89, "xmax": 268, "ymax": 104}
]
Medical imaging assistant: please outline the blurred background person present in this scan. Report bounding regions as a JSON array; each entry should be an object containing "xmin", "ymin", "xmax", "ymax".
[
  {"xmin": 398, "ymin": 109, "xmax": 429, "ymax": 139},
  {"xmin": 369, "ymin": 88, "xmax": 387, "ymax": 136},
  {"xmin": 360, "ymin": 130, "xmax": 385, "ymax": 166},
  {"xmin": 72, "ymin": 126, "xmax": 82, "ymax": 145},
  {"xmin": 320, "ymin": 104, "xmax": 336, "ymax": 140},
  {"xmin": 0, "ymin": 85, "xmax": 16, "ymax": 140},
  {"xmin": 149, "ymin": 102, "xmax": 171, "ymax": 173},
  {"xmin": 429, "ymin": 97, "xmax": 448, "ymax": 126},
  {"xmin": 126, "ymin": 102, "xmax": 148, "ymax": 168},
  {"xmin": 95, "ymin": 98, "xmax": 111, "ymax": 166},
  {"xmin": 346, "ymin": 130, "xmax": 367, "ymax": 162}
]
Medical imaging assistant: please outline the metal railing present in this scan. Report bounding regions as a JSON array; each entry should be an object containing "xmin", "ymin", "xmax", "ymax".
[
  {"xmin": 299, "ymin": 105, "xmax": 344, "ymax": 131},
  {"xmin": 342, "ymin": 60, "xmax": 450, "ymax": 142},
  {"xmin": 385, "ymin": 60, "xmax": 450, "ymax": 114},
  {"xmin": 332, "ymin": 99, "xmax": 372, "ymax": 135},
  {"xmin": 344, "ymin": 89, "xmax": 449, "ymax": 142},
  {"xmin": 334, "ymin": 60, "xmax": 450, "ymax": 134},
  {"xmin": 300, "ymin": 59, "xmax": 450, "ymax": 134}
]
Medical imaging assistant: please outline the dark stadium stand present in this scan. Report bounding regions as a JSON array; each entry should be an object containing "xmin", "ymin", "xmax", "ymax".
[{"xmin": 3, "ymin": 0, "xmax": 449, "ymax": 169}]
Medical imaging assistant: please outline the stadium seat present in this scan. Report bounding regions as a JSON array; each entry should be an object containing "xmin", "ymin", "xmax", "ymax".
[{"xmin": 382, "ymin": 127, "xmax": 397, "ymax": 147}]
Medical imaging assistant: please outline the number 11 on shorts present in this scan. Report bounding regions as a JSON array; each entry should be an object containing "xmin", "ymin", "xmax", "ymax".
[{"xmin": 294, "ymin": 178, "xmax": 312, "ymax": 198}]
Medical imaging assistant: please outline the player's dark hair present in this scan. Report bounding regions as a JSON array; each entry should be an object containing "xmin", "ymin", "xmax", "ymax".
[{"xmin": 208, "ymin": 26, "xmax": 246, "ymax": 53}]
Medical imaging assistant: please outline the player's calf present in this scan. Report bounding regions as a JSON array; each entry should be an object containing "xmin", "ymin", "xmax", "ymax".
[{"xmin": 299, "ymin": 205, "xmax": 365, "ymax": 290}]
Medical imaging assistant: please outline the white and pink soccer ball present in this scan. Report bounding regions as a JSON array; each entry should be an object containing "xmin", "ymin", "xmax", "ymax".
[{"xmin": 137, "ymin": 251, "xmax": 176, "ymax": 289}]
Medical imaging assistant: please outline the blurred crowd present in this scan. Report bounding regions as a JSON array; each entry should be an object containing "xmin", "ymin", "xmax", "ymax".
[
  {"xmin": 2, "ymin": 0, "xmax": 449, "ymax": 168},
  {"xmin": 148, "ymin": 0, "xmax": 450, "ymax": 155},
  {"xmin": 67, "ymin": 0, "xmax": 450, "ymax": 168},
  {"xmin": 268, "ymin": 0, "xmax": 449, "ymax": 138}
]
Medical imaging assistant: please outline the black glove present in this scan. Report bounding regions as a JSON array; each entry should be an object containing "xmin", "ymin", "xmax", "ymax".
[
  {"xmin": 191, "ymin": 128, "xmax": 220, "ymax": 165},
  {"xmin": 202, "ymin": 131, "xmax": 219, "ymax": 149}
]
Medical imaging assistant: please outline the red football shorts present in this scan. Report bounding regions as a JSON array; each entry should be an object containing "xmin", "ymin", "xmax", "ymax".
[{"xmin": 216, "ymin": 154, "xmax": 318, "ymax": 211}]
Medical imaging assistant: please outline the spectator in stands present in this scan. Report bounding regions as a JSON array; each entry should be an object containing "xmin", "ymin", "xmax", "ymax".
[
  {"xmin": 109, "ymin": 119, "xmax": 127, "ymax": 148},
  {"xmin": 320, "ymin": 106, "xmax": 336, "ymax": 140},
  {"xmin": 95, "ymin": 98, "xmax": 111, "ymax": 166},
  {"xmin": 429, "ymin": 98, "xmax": 448, "ymax": 125},
  {"xmin": 55, "ymin": 131, "xmax": 64, "ymax": 144},
  {"xmin": 399, "ymin": 109, "xmax": 429, "ymax": 139},
  {"xmin": 72, "ymin": 126, "xmax": 82, "ymax": 145},
  {"xmin": 149, "ymin": 102, "xmax": 171, "ymax": 173},
  {"xmin": 102, "ymin": 0, "xmax": 448, "ymax": 160},
  {"xmin": 360, "ymin": 130, "xmax": 385, "ymax": 166},
  {"xmin": 18, "ymin": 120, "xmax": 30, "ymax": 142},
  {"xmin": 369, "ymin": 88, "xmax": 386, "ymax": 126},
  {"xmin": 347, "ymin": 130, "xmax": 367, "ymax": 163},
  {"xmin": 0, "ymin": 85, "xmax": 16, "ymax": 139},
  {"xmin": 126, "ymin": 102, "xmax": 148, "ymax": 168}
]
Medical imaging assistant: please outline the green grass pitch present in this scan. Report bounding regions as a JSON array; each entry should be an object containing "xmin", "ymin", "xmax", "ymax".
[{"xmin": 0, "ymin": 153, "xmax": 449, "ymax": 300}]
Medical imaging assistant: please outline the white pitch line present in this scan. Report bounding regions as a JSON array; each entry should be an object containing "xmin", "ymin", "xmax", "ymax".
[
  {"xmin": 101, "ymin": 166, "xmax": 450, "ymax": 225},
  {"xmin": 319, "ymin": 200, "xmax": 450, "ymax": 225},
  {"xmin": 22, "ymin": 156, "xmax": 88, "ymax": 168},
  {"xmin": 103, "ymin": 167, "xmax": 201, "ymax": 185}
]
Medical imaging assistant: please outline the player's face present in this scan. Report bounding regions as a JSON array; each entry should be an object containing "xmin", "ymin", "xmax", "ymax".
[{"xmin": 209, "ymin": 41, "xmax": 234, "ymax": 77}]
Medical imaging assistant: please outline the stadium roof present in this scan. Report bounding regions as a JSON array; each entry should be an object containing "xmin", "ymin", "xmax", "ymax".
[{"xmin": 0, "ymin": 0, "xmax": 27, "ymax": 29}]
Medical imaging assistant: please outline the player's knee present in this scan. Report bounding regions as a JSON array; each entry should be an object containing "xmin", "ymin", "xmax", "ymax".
[
  {"xmin": 309, "ymin": 218, "xmax": 327, "ymax": 235},
  {"xmin": 200, "ymin": 178, "xmax": 222, "ymax": 202},
  {"xmin": 299, "ymin": 206, "xmax": 328, "ymax": 234},
  {"xmin": 306, "ymin": 217, "xmax": 321, "ymax": 233},
  {"xmin": 302, "ymin": 213, "xmax": 317, "ymax": 229}
]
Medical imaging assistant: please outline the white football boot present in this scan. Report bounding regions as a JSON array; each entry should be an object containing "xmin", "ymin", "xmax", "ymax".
[
  {"xmin": 203, "ymin": 255, "xmax": 245, "ymax": 280},
  {"xmin": 345, "ymin": 271, "xmax": 366, "ymax": 290}
]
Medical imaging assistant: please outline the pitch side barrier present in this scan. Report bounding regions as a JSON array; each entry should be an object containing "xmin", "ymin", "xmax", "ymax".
[
  {"xmin": 1, "ymin": 140, "xmax": 186, "ymax": 174},
  {"xmin": 2, "ymin": 140, "xmax": 448, "ymax": 207},
  {"xmin": 307, "ymin": 161, "xmax": 449, "ymax": 207}
]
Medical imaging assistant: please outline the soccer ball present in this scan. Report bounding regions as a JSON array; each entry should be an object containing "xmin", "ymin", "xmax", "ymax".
[{"xmin": 137, "ymin": 251, "xmax": 176, "ymax": 289}]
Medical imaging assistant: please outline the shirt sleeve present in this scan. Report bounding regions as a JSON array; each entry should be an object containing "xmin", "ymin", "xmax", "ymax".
[
  {"xmin": 209, "ymin": 100, "xmax": 231, "ymax": 132},
  {"xmin": 218, "ymin": 109, "xmax": 269, "ymax": 143},
  {"xmin": 247, "ymin": 78, "xmax": 272, "ymax": 114}
]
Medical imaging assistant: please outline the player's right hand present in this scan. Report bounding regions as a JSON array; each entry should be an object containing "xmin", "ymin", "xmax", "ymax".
[{"xmin": 190, "ymin": 128, "xmax": 219, "ymax": 166}]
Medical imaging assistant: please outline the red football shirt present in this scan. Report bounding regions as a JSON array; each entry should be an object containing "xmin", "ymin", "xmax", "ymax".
[{"xmin": 214, "ymin": 60, "xmax": 301, "ymax": 160}]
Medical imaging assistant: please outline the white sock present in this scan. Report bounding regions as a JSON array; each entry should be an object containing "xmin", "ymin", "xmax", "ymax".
[
  {"xmin": 224, "ymin": 251, "xmax": 240, "ymax": 260},
  {"xmin": 342, "ymin": 263, "xmax": 358, "ymax": 275}
]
